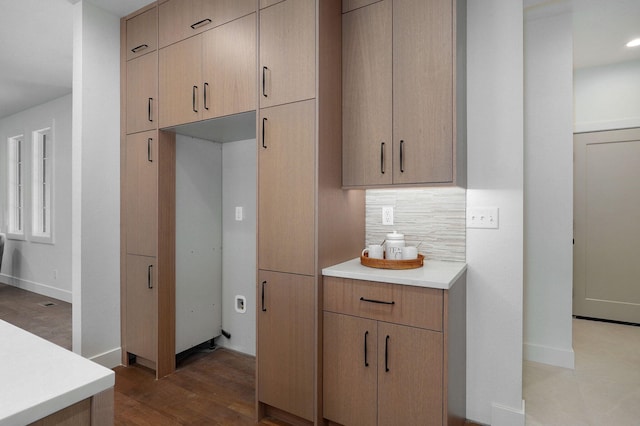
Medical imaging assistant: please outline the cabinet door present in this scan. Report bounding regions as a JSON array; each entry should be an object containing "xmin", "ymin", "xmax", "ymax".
[
  {"xmin": 126, "ymin": 52, "xmax": 157, "ymax": 134},
  {"xmin": 202, "ymin": 13, "xmax": 256, "ymax": 119},
  {"xmin": 259, "ymin": 0, "xmax": 315, "ymax": 108},
  {"xmin": 159, "ymin": 36, "xmax": 202, "ymax": 128},
  {"xmin": 393, "ymin": 0, "xmax": 453, "ymax": 185},
  {"xmin": 126, "ymin": 7, "xmax": 157, "ymax": 61},
  {"xmin": 258, "ymin": 100, "xmax": 315, "ymax": 275},
  {"xmin": 323, "ymin": 312, "xmax": 377, "ymax": 426},
  {"xmin": 378, "ymin": 322, "xmax": 443, "ymax": 426},
  {"xmin": 125, "ymin": 131, "xmax": 158, "ymax": 257},
  {"xmin": 257, "ymin": 270, "xmax": 315, "ymax": 421},
  {"xmin": 159, "ymin": 0, "xmax": 256, "ymax": 48},
  {"xmin": 125, "ymin": 254, "xmax": 157, "ymax": 362},
  {"xmin": 342, "ymin": 0, "xmax": 392, "ymax": 187}
]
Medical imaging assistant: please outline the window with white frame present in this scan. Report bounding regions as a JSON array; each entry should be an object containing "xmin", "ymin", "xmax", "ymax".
[
  {"xmin": 7, "ymin": 135, "xmax": 25, "ymax": 239},
  {"xmin": 31, "ymin": 127, "xmax": 53, "ymax": 242}
]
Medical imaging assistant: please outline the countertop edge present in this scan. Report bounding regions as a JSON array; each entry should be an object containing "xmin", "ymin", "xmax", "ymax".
[{"xmin": 322, "ymin": 258, "xmax": 467, "ymax": 290}]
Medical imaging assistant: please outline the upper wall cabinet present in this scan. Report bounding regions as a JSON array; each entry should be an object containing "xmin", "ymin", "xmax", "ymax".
[
  {"xmin": 159, "ymin": 0, "xmax": 256, "ymax": 48},
  {"xmin": 159, "ymin": 13, "xmax": 256, "ymax": 128},
  {"xmin": 342, "ymin": 0, "xmax": 466, "ymax": 187},
  {"xmin": 259, "ymin": 0, "xmax": 315, "ymax": 108},
  {"xmin": 126, "ymin": 7, "xmax": 158, "ymax": 61}
]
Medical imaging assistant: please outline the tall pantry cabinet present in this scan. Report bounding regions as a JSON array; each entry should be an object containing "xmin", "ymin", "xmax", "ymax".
[
  {"xmin": 256, "ymin": 0, "xmax": 365, "ymax": 424},
  {"xmin": 120, "ymin": 2, "xmax": 176, "ymax": 379}
]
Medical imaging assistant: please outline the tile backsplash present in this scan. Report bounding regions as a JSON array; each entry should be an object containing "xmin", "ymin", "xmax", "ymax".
[{"xmin": 366, "ymin": 188, "xmax": 466, "ymax": 262}]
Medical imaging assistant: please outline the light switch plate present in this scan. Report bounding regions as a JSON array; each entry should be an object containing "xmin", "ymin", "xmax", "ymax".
[
  {"xmin": 235, "ymin": 206, "xmax": 243, "ymax": 221},
  {"xmin": 467, "ymin": 207, "xmax": 499, "ymax": 229}
]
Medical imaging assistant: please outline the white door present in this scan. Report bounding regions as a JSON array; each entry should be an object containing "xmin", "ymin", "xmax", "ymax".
[{"xmin": 574, "ymin": 128, "xmax": 640, "ymax": 323}]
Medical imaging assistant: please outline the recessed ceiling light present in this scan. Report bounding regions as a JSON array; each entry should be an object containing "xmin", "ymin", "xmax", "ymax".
[{"xmin": 626, "ymin": 38, "xmax": 640, "ymax": 47}]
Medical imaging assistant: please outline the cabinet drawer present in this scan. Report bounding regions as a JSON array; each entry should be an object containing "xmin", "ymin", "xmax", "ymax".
[{"xmin": 323, "ymin": 277, "xmax": 442, "ymax": 331}]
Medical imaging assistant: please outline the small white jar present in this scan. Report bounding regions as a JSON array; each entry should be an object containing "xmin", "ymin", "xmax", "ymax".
[{"xmin": 385, "ymin": 231, "xmax": 405, "ymax": 260}]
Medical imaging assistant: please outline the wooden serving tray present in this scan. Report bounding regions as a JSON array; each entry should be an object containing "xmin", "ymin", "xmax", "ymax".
[{"xmin": 360, "ymin": 253, "xmax": 424, "ymax": 270}]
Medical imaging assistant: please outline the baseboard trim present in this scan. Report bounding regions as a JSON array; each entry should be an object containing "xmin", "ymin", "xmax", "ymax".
[
  {"xmin": 524, "ymin": 341, "xmax": 575, "ymax": 369},
  {"xmin": 89, "ymin": 347, "xmax": 122, "ymax": 370},
  {"xmin": 0, "ymin": 274, "xmax": 72, "ymax": 303},
  {"xmin": 491, "ymin": 400, "xmax": 525, "ymax": 426}
]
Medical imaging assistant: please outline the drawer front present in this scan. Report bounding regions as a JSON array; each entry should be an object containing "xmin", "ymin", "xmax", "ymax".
[{"xmin": 323, "ymin": 277, "xmax": 443, "ymax": 331}]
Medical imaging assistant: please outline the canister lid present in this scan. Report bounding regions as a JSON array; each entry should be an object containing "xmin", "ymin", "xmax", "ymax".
[{"xmin": 385, "ymin": 231, "xmax": 404, "ymax": 240}]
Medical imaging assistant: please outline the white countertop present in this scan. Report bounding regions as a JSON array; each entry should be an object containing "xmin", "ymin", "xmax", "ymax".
[
  {"xmin": 322, "ymin": 258, "xmax": 467, "ymax": 290},
  {"xmin": 0, "ymin": 320, "xmax": 115, "ymax": 426}
]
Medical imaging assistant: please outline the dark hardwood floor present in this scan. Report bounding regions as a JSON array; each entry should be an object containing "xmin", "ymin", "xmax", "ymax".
[{"xmin": 0, "ymin": 283, "xmax": 71, "ymax": 350}]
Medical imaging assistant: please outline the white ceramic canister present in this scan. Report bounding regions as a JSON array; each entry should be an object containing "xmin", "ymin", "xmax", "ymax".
[{"xmin": 385, "ymin": 231, "xmax": 405, "ymax": 260}]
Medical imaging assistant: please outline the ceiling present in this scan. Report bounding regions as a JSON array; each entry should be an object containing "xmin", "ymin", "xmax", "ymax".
[{"xmin": 0, "ymin": 0, "xmax": 638, "ymax": 120}]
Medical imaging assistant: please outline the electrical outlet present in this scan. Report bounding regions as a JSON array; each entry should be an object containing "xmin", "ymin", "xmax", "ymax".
[
  {"xmin": 382, "ymin": 206, "xmax": 394, "ymax": 225},
  {"xmin": 467, "ymin": 207, "xmax": 499, "ymax": 229}
]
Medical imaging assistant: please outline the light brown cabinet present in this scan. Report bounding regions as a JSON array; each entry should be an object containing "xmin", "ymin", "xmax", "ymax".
[
  {"xmin": 342, "ymin": 0, "xmax": 466, "ymax": 187},
  {"xmin": 121, "ymin": 3, "xmax": 176, "ymax": 379},
  {"xmin": 259, "ymin": 0, "xmax": 315, "ymax": 108},
  {"xmin": 159, "ymin": 0, "xmax": 255, "ymax": 48},
  {"xmin": 125, "ymin": 131, "xmax": 157, "ymax": 257},
  {"xmin": 126, "ymin": 51, "xmax": 157, "ymax": 135},
  {"xmin": 323, "ymin": 276, "xmax": 466, "ymax": 426},
  {"xmin": 257, "ymin": 270, "xmax": 315, "ymax": 421},
  {"xmin": 256, "ymin": 1, "xmax": 365, "ymax": 424},
  {"xmin": 258, "ymin": 100, "xmax": 315, "ymax": 276},
  {"xmin": 125, "ymin": 254, "xmax": 157, "ymax": 363},
  {"xmin": 126, "ymin": 7, "xmax": 157, "ymax": 60},
  {"xmin": 159, "ymin": 13, "xmax": 256, "ymax": 128}
]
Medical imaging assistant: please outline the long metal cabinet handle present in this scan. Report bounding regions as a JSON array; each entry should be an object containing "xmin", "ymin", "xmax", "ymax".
[
  {"xmin": 192, "ymin": 86, "xmax": 198, "ymax": 113},
  {"xmin": 147, "ymin": 138, "xmax": 153, "ymax": 162},
  {"xmin": 262, "ymin": 117, "xmax": 267, "ymax": 148},
  {"xmin": 147, "ymin": 98, "xmax": 153, "ymax": 122},
  {"xmin": 190, "ymin": 18, "xmax": 212, "ymax": 29},
  {"xmin": 400, "ymin": 140, "xmax": 405, "ymax": 173},
  {"xmin": 204, "ymin": 82, "xmax": 209, "ymax": 110},
  {"xmin": 360, "ymin": 296, "xmax": 395, "ymax": 305},
  {"xmin": 147, "ymin": 265, "xmax": 153, "ymax": 289},
  {"xmin": 385, "ymin": 335, "xmax": 390, "ymax": 372},
  {"xmin": 131, "ymin": 44, "xmax": 148, "ymax": 53},
  {"xmin": 262, "ymin": 66, "xmax": 268, "ymax": 97},
  {"xmin": 381, "ymin": 142, "xmax": 385, "ymax": 174},
  {"xmin": 364, "ymin": 331, "xmax": 369, "ymax": 367},
  {"xmin": 261, "ymin": 281, "xmax": 267, "ymax": 312}
]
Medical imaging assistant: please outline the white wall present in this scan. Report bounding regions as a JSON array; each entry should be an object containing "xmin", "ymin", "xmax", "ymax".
[
  {"xmin": 0, "ymin": 94, "xmax": 73, "ymax": 302},
  {"xmin": 220, "ymin": 138, "xmax": 257, "ymax": 356},
  {"xmin": 72, "ymin": 0, "xmax": 121, "ymax": 366},
  {"xmin": 523, "ymin": 7, "xmax": 575, "ymax": 369},
  {"xmin": 466, "ymin": 1, "xmax": 525, "ymax": 424},
  {"xmin": 175, "ymin": 135, "xmax": 223, "ymax": 353},
  {"xmin": 574, "ymin": 59, "xmax": 640, "ymax": 132}
]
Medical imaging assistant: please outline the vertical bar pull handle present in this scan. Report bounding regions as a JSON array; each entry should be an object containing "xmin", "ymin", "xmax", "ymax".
[
  {"xmin": 147, "ymin": 265, "xmax": 153, "ymax": 289},
  {"xmin": 364, "ymin": 331, "xmax": 369, "ymax": 367},
  {"xmin": 261, "ymin": 281, "xmax": 267, "ymax": 312},
  {"xmin": 147, "ymin": 138, "xmax": 153, "ymax": 162},
  {"xmin": 262, "ymin": 66, "xmax": 268, "ymax": 98},
  {"xmin": 192, "ymin": 86, "xmax": 198, "ymax": 113},
  {"xmin": 381, "ymin": 142, "xmax": 385, "ymax": 174},
  {"xmin": 204, "ymin": 82, "xmax": 209, "ymax": 110},
  {"xmin": 400, "ymin": 140, "xmax": 405, "ymax": 173},
  {"xmin": 385, "ymin": 335, "xmax": 390, "ymax": 372},
  {"xmin": 262, "ymin": 117, "xmax": 267, "ymax": 149},
  {"xmin": 147, "ymin": 98, "xmax": 153, "ymax": 122}
]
